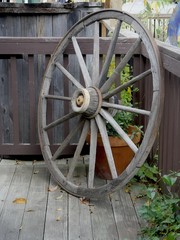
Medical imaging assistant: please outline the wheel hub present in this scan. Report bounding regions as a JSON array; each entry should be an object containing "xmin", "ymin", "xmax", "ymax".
[{"xmin": 71, "ymin": 87, "xmax": 102, "ymax": 118}]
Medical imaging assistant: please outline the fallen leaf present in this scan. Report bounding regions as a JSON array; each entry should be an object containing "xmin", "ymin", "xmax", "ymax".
[
  {"xmin": 56, "ymin": 195, "xmax": 63, "ymax": 200},
  {"xmin": 79, "ymin": 197, "xmax": 90, "ymax": 205},
  {"xmin": 26, "ymin": 209, "xmax": 35, "ymax": 212},
  {"xmin": 56, "ymin": 208, "xmax": 62, "ymax": 211},
  {"xmin": 124, "ymin": 187, "xmax": 131, "ymax": 193},
  {"xmin": 15, "ymin": 160, "xmax": 23, "ymax": 165},
  {"xmin": 13, "ymin": 198, "xmax": 27, "ymax": 204},
  {"xmin": 19, "ymin": 225, "xmax": 23, "ymax": 230},
  {"xmin": 32, "ymin": 160, "xmax": 37, "ymax": 165},
  {"xmin": 56, "ymin": 216, "xmax": 61, "ymax": 221},
  {"xmin": 48, "ymin": 185, "xmax": 58, "ymax": 192},
  {"xmin": 33, "ymin": 170, "xmax": 39, "ymax": 174}
]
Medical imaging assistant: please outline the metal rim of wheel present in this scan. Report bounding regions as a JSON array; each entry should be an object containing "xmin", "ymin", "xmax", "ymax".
[{"xmin": 38, "ymin": 9, "xmax": 164, "ymax": 199}]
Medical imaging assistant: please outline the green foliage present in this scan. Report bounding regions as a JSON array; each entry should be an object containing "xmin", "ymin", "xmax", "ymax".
[
  {"xmin": 135, "ymin": 162, "xmax": 159, "ymax": 182},
  {"xmin": 136, "ymin": 0, "xmax": 173, "ymax": 41},
  {"xmin": 162, "ymin": 173, "xmax": 180, "ymax": 187},
  {"xmin": 106, "ymin": 110, "xmax": 134, "ymax": 136},
  {"xmin": 106, "ymin": 61, "xmax": 141, "ymax": 137},
  {"xmin": 135, "ymin": 163, "xmax": 180, "ymax": 240}
]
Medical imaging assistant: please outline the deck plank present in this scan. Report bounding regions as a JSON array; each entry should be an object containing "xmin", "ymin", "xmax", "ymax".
[
  {"xmin": 18, "ymin": 164, "xmax": 50, "ymax": 240},
  {"xmin": 68, "ymin": 160, "xmax": 93, "ymax": 240},
  {"xmin": 89, "ymin": 177, "xmax": 119, "ymax": 240},
  {"xmin": 110, "ymin": 190, "xmax": 141, "ymax": 239},
  {"xmin": 0, "ymin": 163, "xmax": 16, "ymax": 215},
  {"xmin": 44, "ymin": 176, "xmax": 68, "ymax": 240},
  {"xmin": 0, "ymin": 163, "xmax": 33, "ymax": 240},
  {"xmin": 90, "ymin": 196, "xmax": 119, "ymax": 240}
]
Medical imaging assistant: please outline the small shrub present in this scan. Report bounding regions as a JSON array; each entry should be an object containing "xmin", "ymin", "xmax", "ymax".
[{"xmin": 136, "ymin": 164, "xmax": 180, "ymax": 240}]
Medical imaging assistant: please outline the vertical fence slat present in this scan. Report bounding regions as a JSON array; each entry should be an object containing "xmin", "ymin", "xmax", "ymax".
[
  {"xmin": 63, "ymin": 54, "xmax": 70, "ymax": 139},
  {"xmin": 10, "ymin": 56, "xmax": 19, "ymax": 145},
  {"xmin": 28, "ymin": 54, "xmax": 36, "ymax": 145}
]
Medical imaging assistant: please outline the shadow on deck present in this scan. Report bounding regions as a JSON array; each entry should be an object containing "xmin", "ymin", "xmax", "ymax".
[{"xmin": 0, "ymin": 158, "xmax": 145, "ymax": 240}]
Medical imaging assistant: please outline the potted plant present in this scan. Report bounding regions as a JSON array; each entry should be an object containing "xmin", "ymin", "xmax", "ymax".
[
  {"xmin": 95, "ymin": 111, "xmax": 142, "ymax": 180},
  {"xmin": 92, "ymin": 64, "xmax": 143, "ymax": 180}
]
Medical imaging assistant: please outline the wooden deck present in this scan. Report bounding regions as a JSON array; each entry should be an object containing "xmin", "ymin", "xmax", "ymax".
[{"xmin": 0, "ymin": 158, "xmax": 144, "ymax": 240}]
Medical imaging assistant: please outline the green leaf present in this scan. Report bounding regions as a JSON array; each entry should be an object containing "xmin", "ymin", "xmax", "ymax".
[
  {"xmin": 162, "ymin": 175, "xmax": 177, "ymax": 186},
  {"xmin": 176, "ymin": 172, "xmax": 180, "ymax": 177},
  {"xmin": 146, "ymin": 187, "xmax": 156, "ymax": 200},
  {"xmin": 166, "ymin": 232, "xmax": 176, "ymax": 240}
]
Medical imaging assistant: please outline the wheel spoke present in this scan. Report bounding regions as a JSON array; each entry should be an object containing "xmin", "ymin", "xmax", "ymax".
[
  {"xmin": 45, "ymin": 94, "xmax": 71, "ymax": 101},
  {"xmin": 103, "ymin": 69, "xmax": 152, "ymax": 100},
  {"xmin": 44, "ymin": 112, "xmax": 78, "ymax": 131},
  {"xmin": 102, "ymin": 102, "xmax": 151, "ymax": 116},
  {"xmin": 92, "ymin": 21, "xmax": 100, "ymax": 85},
  {"xmin": 98, "ymin": 20, "xmax": 121, "ymax": 87},
  {"xmin": 100, "ymin": 37, "xmax": 141, "ymax": 93},
  {"xmin": 100, "ymin": 108, "xmax": 138, "ymax": 153},
  {"xmin": 95, "ymin": 114, "xmax": 118, "ymax": 179},
  {"xmin": 67, "ymin": 120, "xmax": 89, "ymax": 180},
  {"xmin": 88, "ymin": 119, "xmax": 98, "ymax": 188},
  {"xmin": 55, "ymin": 62, "xmax": 83, "ymax": 89},
  {"xmin": 52, "ymin": 120, "xmax": 85, "ymax": 161},
  {"xmin": 72, "ymin": 36, "xmax": 92, "ymax": 87}
]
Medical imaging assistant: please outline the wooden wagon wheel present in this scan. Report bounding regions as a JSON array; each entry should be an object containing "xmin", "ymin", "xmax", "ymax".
[{"xmin": 38, "ymin": 10, "xmax": 164, "ymax": 199}]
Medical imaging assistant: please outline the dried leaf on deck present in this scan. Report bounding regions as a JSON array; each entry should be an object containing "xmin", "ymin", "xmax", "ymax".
[
  {"xmin": 48, "ymin": 185, "xmax": 58, "ymax": 192},
  {"xmin": 33, "ymin": 170, "xmax": 39, "ymax": 174},
  {"xmin": 124, "ymin": 187, "xmax": 131, "ymax": 193},
  {"xmin": 19, "ymin": 225, "xmax": 23, "ymax": 230},
  {"xmin": 56, "ymin": 195, "xmax": 63, "ymax": 200},
  {"xmin": 15, "ymin": 160, "xmax": 23, "ymax": 165},
  {"xmin": 56, "ymin": 208, "xmax": 62, "ymax": 211},
  {"xmin": 32, "ymin": 160, "xmax": 37, "ymax": 165},
  {"xmin": 56, "ymin": 216, "xmax": 61, "ymax": 221},
  {"xmin": 26, "ymin": 209, "xmax": 35, "ymax": 212},
  {"xmin": 13, "ymin": 198, "xmax": 27, "ymax": 204},
  {"xmin": 79, "ymin": 197, "xmax": 90, "ymax": 205}
]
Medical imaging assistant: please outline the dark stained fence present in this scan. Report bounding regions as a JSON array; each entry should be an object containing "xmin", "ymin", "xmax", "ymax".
[
  {"xmin": 0, "ymin": 2, "xmax": 102, "ymax": 156},
  {"xmin": 157, "ymin": 41, "xmax": 180, "ymax": 196},
  {"xmin": 140, "ymin": 40, "xmax": 180, "ymax": 195},
  {"xmin": 0, "ymin": 38, "xmax": 57, "ymax": 155},
  {"xmin": 0, "ymin": 37, "xmax": 137, "ymax": 156}
]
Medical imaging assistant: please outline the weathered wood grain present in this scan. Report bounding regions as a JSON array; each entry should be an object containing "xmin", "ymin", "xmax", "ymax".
[
  {"xmin": 18, "ymin": 164, "xmax": 50, "ymax": 240},
  {"xmin": 90, "ymin": 196, "xmax": 119, "ymax": 240},
  {"xmin": 44, "ymin": 176, "xmax": 68, "ymax": 240},
  {"xmin": 0, "ymin": 163, "xmax": 16, "ymax": 215},
  {"xmin": 68, "ymin": 161, "xmax": 93, "ymax": 240},
  {"xmin": 0, "ymin": 159, "xmax": 143, "ymax": 240},
  {"xmin": 110, "ymin": 190, "xmax": 140, "ymax": 239},
  {"xmin": 44, "ymin": 160, "xmax": 68, "ymax": 240},
  {"xmin": 0, "ymin": 163, "xmax": 33, "ymax": 240}
]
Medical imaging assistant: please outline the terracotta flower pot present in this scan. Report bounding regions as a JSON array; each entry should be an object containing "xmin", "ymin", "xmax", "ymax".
[{"xmin": 87, "ymin": 126, "xmax": 141, "ymax": 180}]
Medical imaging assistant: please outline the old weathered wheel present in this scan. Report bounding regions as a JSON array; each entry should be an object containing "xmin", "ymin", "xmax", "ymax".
[{"xmin": 38, "ymin": 10, "xmax": 164, "ymax": 199}]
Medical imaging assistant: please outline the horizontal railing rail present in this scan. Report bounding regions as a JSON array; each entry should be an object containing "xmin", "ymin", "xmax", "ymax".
[{"xmin": 0, "ymin": 36, "xmax": 179, "ymax": 195}]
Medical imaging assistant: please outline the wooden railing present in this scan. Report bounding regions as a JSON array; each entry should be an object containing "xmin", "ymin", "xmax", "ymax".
[
  {"xmin": 139, "ymin": 14, "xmax": 171, "ymax": 41},
  {"xmin": 0, "ymin": 37, "xmax": 138, "ymax": 156},
  {"xmin": 0, "ymin": 36, "xmax": 179, "ymax": 194}
]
